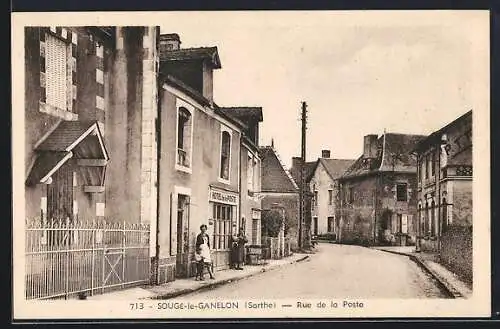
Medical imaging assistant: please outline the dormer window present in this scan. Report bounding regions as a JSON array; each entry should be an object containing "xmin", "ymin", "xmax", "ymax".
[
  {"xmin": 175, "ymin": 99, "xmax": 194, "ymax": 173},
  {"xmin": 219, "ymin": 127, "xmax": 232, "ymax": 182}
]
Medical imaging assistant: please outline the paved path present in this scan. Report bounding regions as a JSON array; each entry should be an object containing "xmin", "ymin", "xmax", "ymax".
[{"xmin": 175, "ymin": 244, "xmax": 449, "ymax": 299}]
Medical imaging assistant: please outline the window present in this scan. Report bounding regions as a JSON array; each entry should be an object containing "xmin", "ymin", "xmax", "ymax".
[
  {"xmin": 430, "ymin": 200, "xmax": 436, "ymax": 236},
  {"xmin": 212, "ymin": 203, "xmax": 233, "ymax": 250},
  {"xmin": 313, "ymin": 217, "xmax": 318, "ymax": 235},
  {"xmin": 348, "ymin": 187, "xmax": 354, "ymax": 203},
  {"xmin": 431, "ymin": 151, "xmax": 436, "ymax": 176},
  {"xmin": 442, "ymin": 198, "xmax": 448, "ymax": 233},
  {"xmin": 328, "ymin": 190, "xmax": 333, "ymax": 205},
  {"xmin": 420, "ymin": 160, "xmax": 425, "ymax": 182},
  {"xmin": 247, "ymin": 155, "xmax": 254, "ymax": 192},
  {"xmin": 45, "ymin": 33, "xmax": 70, "ymax": 110},
  {"xmin": 220, "ymin": 130, "xmax": 231, "ymax": 181},
  {"xmin": 313, "ymin": 191, "xmax": 318, "ymax": 207},
  {"xmin": 425, "ymin": 155, "xmax": 430, "ymax": 179},
  {"xmin": 252, "ymin": 218, "xmax": 259, "ymax": 245},
  {"xmin": 176, "ymin": 106, "xmax": 192, "ymax": 169},
  {"xmin": 396, "ymin": 183, "xmax": 408, "ymax": 201}
]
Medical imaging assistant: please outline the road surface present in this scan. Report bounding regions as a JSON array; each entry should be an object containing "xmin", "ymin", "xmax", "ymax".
[{"xmin": 175, "ymin": 243, "xmax": 448, "ymax": 299}]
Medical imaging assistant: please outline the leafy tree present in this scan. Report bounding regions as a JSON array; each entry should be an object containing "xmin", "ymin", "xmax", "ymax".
[{"xmin": 262, "ymin": 209, "xmax": 284, "ymax": 238}]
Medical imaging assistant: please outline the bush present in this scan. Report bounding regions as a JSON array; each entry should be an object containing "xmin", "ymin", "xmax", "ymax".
[{"xmin": 261, "ymin": 210, "xmax": 284, "ymax": 238}]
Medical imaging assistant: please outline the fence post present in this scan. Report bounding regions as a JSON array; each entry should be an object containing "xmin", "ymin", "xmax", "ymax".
[
  {"xmin": 91, "ymin": 222, "xmax": 95, "ymax": 296},
  {"xmin": 102, "ymin": 220, "xmax": 106, "ymax": 295},
  {"xmin": 65, "ymin": 217, "xmax": 70, "ymax": 299},
  {"xmin": 122, "ymin": 221, "xmax": 126, "ymax": 289}
]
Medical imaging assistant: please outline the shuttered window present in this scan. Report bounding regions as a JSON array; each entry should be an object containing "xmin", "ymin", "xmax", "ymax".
[{"xmin": 45, "ymin": 34, "xmax": 69, "ymax": 110}]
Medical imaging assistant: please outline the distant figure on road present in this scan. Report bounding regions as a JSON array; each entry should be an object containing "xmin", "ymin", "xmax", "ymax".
[
  {"xmin": 231, "ymin": 227, "xmax": 248, "ymax": 270},
  {"xmin": 195, "ymin": 224, "xmax": 215, "ymax": 280}
]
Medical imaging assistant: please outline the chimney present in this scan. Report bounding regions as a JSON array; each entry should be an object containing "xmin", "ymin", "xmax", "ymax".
[
  {"xmin": 159, "ymin": 33, "xmax": 181, "ymax": 54},
  {"xmin": 363, "ymin": 135, "xmax": 379, "ymax": 158},
  {"xmin": 321, "ymin": 150, "xmax": 331, "ymax": 158},
  {"xmin": 292, "ymin": 156, "xmax": 303, "ymax": 170}
]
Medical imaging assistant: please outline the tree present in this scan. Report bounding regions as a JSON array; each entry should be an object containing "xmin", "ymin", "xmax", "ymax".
[{"xmin": 262, "ymin": 209, "xmax": 284, "ymax": 238}]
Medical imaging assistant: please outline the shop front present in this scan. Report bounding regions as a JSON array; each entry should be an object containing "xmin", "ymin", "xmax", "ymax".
[{"xmin": 208, "ymin": 186, "xmax": 239, "ymax": 271}]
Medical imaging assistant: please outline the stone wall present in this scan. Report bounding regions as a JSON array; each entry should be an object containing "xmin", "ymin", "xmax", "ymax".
[{"xmin": 439, "ymin": 225, "xmax": 473, "ymax": 285}]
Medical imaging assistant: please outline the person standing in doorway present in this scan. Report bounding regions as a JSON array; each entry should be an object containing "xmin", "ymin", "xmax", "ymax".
[
  {"xmin": 231, "ymin": 227, "xmax": 248, "ymax": 270},
  {"xmin": 195, "ymin": 224, "xmax": 215, "ymax": 280}
]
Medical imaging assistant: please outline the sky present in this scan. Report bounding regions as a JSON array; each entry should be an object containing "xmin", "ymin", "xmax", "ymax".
[{"xmin": 160, "ymin": 11, "xmax": 489, "ymax": 168}]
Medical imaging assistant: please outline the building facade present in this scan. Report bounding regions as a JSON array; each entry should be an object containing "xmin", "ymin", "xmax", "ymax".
[
  {"xmin": 260, "ymin": 145, "xmax": 300, "ymax": 250},
  {"xmin": 24, "ymin": 26, "xmax": 160, "ymax": 298},
  {"xmin": 307, "ymin": 150, "xmax": 355, "ymax": 237},
  {"xmin": 25, "ymin": 26, "xmax": 158, "ymax": 229},
  {"xmin": 339, "ymin": 133, "xmax": 426, "ymax": 246},
  {"xmin": 414, "ymin": 110, "xmax": 472, "ymax": 283},
  {"xmin": 154, "ymin": 34, "xmax": 263, "ymax": 283}
]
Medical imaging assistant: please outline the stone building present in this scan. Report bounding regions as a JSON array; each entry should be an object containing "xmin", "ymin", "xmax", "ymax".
[
  {"xmin": 414, "ymin": 110, "xmax": 472, "ymax": 284},
  {"xmin": 306, "ymin": 150, "xmax": 355, "ymax": 237},
  {"xmin": 338, "ymin": 133, "xmax": 426, "ymax": 246},
  {"xmin": 260, "ymin": 144, "xmax": 300, "ymax": 250},
  {"xmin": 154, "ymin": 34, "xmax": 263, "ymax": 283},
  {"xmin": 24, "ymin": 26, "xmax": 160, "ymax": 298},
  {"xmin": 24, "ymin": 26, "xmax": 158, "ymax": 230}
]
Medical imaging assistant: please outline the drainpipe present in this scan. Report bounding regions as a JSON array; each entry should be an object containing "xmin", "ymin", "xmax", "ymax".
[{"xmin": 154, "ymin": 26, "xmax": 161, "ymax": 285}]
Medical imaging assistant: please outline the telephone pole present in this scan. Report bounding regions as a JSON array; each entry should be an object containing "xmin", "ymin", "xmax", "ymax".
[{"xmin": 299, "ymin": 101, "xmax": 308, "ymax": 249}]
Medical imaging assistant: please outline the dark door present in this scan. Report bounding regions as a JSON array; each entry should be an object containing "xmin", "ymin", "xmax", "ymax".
[
  {"xmin": 47, "ymin": 162, "xmax": 73, "ymax": 222},
  {"xmin": 46, "ymin": 162, "xmax": 73, "ymax": 246}
]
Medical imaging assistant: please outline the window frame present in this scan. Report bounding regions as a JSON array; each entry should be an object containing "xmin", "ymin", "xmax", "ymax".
[
  {"xmin": 175, "ymin": 99, "xmax": 194, "ymax": 174},
  {"xmin": 396, "ymin": 183, "xmax": 408, "ymax": 202},
  {"xmin": 218, "ymin": 126, "xmax": 232, "ymax": 184}
]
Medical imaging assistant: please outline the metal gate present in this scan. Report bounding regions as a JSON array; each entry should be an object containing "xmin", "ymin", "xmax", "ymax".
[{"xmin": 25, "ymin": 218, "xmax": 151, "ymax": 300}]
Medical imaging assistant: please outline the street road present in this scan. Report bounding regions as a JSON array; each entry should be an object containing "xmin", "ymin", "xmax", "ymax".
[{"xmin": 176, "ymin": 243, "xmax": 448, "ymax": 299}]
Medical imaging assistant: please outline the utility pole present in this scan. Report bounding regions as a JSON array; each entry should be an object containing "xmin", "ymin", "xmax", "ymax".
[{"xmin": 299, "ymin": 101, "xmax": 308, "ymax": 249}]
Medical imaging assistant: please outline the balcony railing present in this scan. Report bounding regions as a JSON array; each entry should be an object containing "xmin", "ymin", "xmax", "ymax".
[{"xmin": 177, "ymin": 148, "xmax": 189, "ymax": 167}]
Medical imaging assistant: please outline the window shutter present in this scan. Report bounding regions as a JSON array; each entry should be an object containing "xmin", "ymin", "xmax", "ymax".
[
  {"xmin": 170, "ymin": 193, "xmax": 177, "ymax": 256},
  {"xmin": 45, "ymin": 34, "xmax": 68, "ymax": 110}
]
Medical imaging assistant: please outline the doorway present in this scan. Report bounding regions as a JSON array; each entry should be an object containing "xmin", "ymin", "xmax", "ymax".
[{"xmin": 175, "ymin": 194, "xmax": 190, "ymax": 278}]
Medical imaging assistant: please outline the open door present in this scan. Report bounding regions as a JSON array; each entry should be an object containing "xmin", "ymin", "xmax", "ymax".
[{"xmin": 175, "ymin": 194, "xmax": 190, "ymax": 278}]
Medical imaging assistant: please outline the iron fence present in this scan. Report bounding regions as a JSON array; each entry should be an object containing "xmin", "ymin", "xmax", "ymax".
[{"xmin": 25, "ymin": 217, "xmax": 151, "ymax": 300}]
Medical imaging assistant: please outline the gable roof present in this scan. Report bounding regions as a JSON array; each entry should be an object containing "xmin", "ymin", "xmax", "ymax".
[
  {"xmin": 290, "ymin": 160, "xmax": 316, "ymax": 185},
  {"xmin": 317, "ymin": 158, "xmax": 356, "ymax": 181},
  {"xmin": 341, "ymin": 133, "xmax": 426, "ymax": 180},
  {"xmin": 413, "ymin": 110, "xmax": 472, "ymax": 153},
  {"xmin": 26, "ymin": 121, "xmax": 108, "ymax": 186},
  {"xmin": 259, "ymin": 146, "xmax": 299, "ymax": 193},
  {"xmin": 160, "ymin": 46, "xmax": 221, "ymax": 69}
]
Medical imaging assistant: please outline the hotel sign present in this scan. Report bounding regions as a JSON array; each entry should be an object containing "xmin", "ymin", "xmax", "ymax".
[{"xmin": 209, "ymin": 188, "xmax": 238, "ymax": 206}]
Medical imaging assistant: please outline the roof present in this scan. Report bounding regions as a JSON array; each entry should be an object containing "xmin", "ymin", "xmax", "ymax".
[
  {"xmin": 313, "ymin": 158, "xmax": 356, "ymax": 181},
  {"xmin": 26, "ymin": 121, "xmax": 108, "ymax": 186},
  {"xmin": 160, "ymin": 74, "xmax": 247, "ymax": 131},
  {"xmin": 341, "ymin": 133, "xmax": 426, "ymax": 180},
  {"xmin": 36, "ymin": 121, "xmax": 100, "ymax": 152},
  {"xmin": 160, "ymin": 47, "xmax": 221, "ymax": 69},
  {"xmin": 219, "ymin": 107, "xmax": 263, "ymax": 122},
  {"xmin": 259, "ymin": 146, "xmax": 299, "ymax": 193},
  {"xmin": 414, "ymin": 110, "xmax": 473, "ymax": 153},
  {"xmin": 290, "ymin": 160, "xmax": 316, "ymax": 185}
]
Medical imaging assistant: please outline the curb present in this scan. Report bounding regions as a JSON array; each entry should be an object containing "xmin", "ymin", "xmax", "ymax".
[
  {"xmin": 151, "ymin": 255, "xmax": 310, "ymax": 300},
  {"xmin": 372, "ymin": 249, "xmax": 460, "ymax": 299}
]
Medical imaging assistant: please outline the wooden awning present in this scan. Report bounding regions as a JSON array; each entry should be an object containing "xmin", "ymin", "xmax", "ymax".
[{"xmin": 26, "ymin": 121, "xmax": 109, "ymax": 187}]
